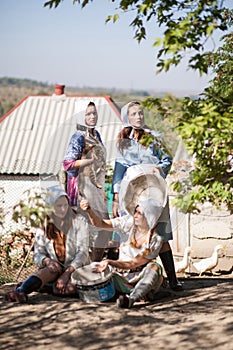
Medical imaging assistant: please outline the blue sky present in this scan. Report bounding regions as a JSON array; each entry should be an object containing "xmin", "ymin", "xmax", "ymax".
[{"xmin": 0, "ymin": 0, "xmax": 232, "ymax": 95}]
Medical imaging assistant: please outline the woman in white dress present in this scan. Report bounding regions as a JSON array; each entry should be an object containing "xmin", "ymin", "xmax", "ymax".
[{"xmin": 80, "ymin": 195, "xmax": 164, "ymax": 309}]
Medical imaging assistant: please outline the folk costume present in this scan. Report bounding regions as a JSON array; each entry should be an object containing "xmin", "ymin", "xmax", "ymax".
[
  {"xmin": 112, "ymin": 102, "xmax": 183, "ymax": 291},
  {"xmin": 5, "ymin": 186, "xmax": 90, "ymax": 302},
  {"xmin": 63, "ymin": 100, "xmax": 112, "ymax": 261}
]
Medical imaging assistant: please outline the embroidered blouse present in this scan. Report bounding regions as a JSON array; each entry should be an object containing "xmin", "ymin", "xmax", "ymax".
[{"xmin": 110, "ymin": 215, "xmax": 163, "ymax": 261}]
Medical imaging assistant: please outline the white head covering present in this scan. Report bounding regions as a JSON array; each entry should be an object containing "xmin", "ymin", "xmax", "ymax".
[
  {"xmin": 119, "ymin": 164, "xmax": 168, "ymax": 220},
  {"xmin": 121, "ymin": 102, "xmax": 131, "ymax": 127},
  {"xmin": 46, "ymin": 185, "xmax": 68, "ymax": 207},
  {"xmin": 138, "ymin": 198, "xmax": 164, "ymax": 229},
  {"xmin": 45, "ymin": 185, "xmax": 73, "ymax": 233},
  {"xmin": 120, "ymin": 101, "xmax": 145, "ymax": 128},
  {"xmin": 73, "ymin": 98, "xmax": 98, "ymax": 130}
]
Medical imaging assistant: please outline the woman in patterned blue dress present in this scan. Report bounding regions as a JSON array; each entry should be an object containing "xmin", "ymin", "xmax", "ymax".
[{"xmin": 63, "ymin": 101, "xmax": 112, "ymax": 261}]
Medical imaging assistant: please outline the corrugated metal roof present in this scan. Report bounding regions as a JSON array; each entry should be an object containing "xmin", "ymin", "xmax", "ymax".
[{"xmin": 0, "ymin": 92, "xmax": 123, "ymax": 175}]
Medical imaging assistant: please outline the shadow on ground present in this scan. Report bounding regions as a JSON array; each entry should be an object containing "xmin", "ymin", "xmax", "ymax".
[{"xmin": 0, "ymin": 275, "xmax": 232, "ymax": 350}]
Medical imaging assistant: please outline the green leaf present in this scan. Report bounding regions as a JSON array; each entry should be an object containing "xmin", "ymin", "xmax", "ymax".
[
  {"xmin": 153, "ymin": 38, "xmax": 163, "ymax": 47},
  {"xmin": 113, "ymin": 14, "xmax": 119, "ymax": 23},
  {"xmin": 206, "ymin": 23, "xmax": 215, "ymax": 36}
]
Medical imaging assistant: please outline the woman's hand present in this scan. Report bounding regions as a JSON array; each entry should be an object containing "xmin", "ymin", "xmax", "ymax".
[
  {"xmin": 80, "ymin": 199, "xmax": 90, "ymax": 211},
  {"xmin": 112, "ymin": 200, "xmax": 120, "ymax": 218},
  {"xmin": 55, "ymin": 271, "xmax": 70, "ymax": 294},
  {"xmin": 80, "ymin": 199, "xmax": 113, "ymax": 229},
  {"xmin": 92, "ymin": 260, "xmax": 109, "ymax": 273},
  {"xmin": 74, "ymin": 155, "xmax": 95, "ymax": 170},
  {"xmin": 81, "ymin": 153, "xmax": 95, "ymax": 164}
]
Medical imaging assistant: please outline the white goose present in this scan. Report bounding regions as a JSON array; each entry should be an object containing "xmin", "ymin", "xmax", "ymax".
[
  {"xmin": 193, "ymin": 244, "xmax": 225, "ymax": 276},
  {"xmin": 175, "ymin": 247, "xmax": 192, "ymax": 275}
]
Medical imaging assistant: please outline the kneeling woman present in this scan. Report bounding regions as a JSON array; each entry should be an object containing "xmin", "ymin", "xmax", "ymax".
[
  {"xmin": 5, "ymin": 186, "xmax": 90, "ymax": 303},
  {"xmin": 80, "ymin": 198, "xmax": 164, "ymax": 309}
]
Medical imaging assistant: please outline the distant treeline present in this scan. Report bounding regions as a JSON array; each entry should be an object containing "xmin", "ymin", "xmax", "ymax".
[
  {"xmin": 0, "ymin": 77, "xmax": 153, "ymax": 118},
  {"xmin": 0, "ymin": 78, "xmax": 54, "ymax": 118},
  {"xmin": 0, "ymin": 77, "xmax": 51, "ymax": 88},
  {"xmin": 0, "ymin": 77, "xmax": 151, "ymax": 97}
]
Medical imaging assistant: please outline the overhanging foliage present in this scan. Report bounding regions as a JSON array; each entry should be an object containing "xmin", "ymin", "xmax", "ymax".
[{"xmin": 44, "ymin": 0, "xmax": 233, "ymax": 74}]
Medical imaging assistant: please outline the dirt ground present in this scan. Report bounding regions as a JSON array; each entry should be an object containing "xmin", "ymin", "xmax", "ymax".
[{"xmin": 0, "ymin": 273, "xmax": 233, "ymax": 350}]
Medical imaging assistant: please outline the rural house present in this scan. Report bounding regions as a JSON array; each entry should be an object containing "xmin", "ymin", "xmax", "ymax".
[
  {"xmin": 0, "ymin": 85, "xmax": 122, "ymax": 221},
  {"xmin": 0, "ymin": 86, "xmax": 232, "ymax": 273}
]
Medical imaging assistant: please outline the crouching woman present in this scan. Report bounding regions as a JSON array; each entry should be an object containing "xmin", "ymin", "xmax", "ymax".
[
  {"xmin": 5, "ymin": 186, "xmax": 90, "ymax": 303},
  {"xmin": 80, "ymin": 198, "xmax": 164, "ymax": 309}
]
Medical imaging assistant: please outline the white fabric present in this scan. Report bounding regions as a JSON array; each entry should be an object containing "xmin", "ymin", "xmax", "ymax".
[
  {"xmin": 121, "ymin": 101, "xmax": 148, "ymax": 130},
  {"xmin": 119, "ymin": 164, "xmax": 168, "ymax": 217},
  {"xmin": 34, "ymin": 214, "xmax": 90, "ymax": 269},
  {"xmin": 138, "ymin": 198, "xmax": 164, "ymax": 230},
  {"xmin": 121, "ymin": 101, "xmax": 144, "ymax": 128},
  {"xmin": 121, "ymin": 102, "xmax": 131, "ymax": 127},
  {"xmin": 46, "ymin": 185, "xmax": 68, "ymax": 206},
  {"xmin": 110, "ymin": 215, "xmax": 163, "ymax": 261},
  {"xmin": 77, "ymin": 175, "xmax": 111, "ymax": 249},
  {"xmin": 71, "ymin": 263, "xmax": 112, "ymax": 286},
  {"xmin": 74, "ymin": 98, "xmax": 97, "ymax": 128}
]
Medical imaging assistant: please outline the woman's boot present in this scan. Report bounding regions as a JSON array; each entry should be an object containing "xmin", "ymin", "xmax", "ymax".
[
  {"xmin": 117, "ymin": 267, "xmax": 162, "ymax": 308},
  {"xmin": 5, "ymin": 275, "xmax": 42, "ymax": 303},
  {"xmin": 159, "ymin": 250, "xmax": 183, "ymax": 291}
]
